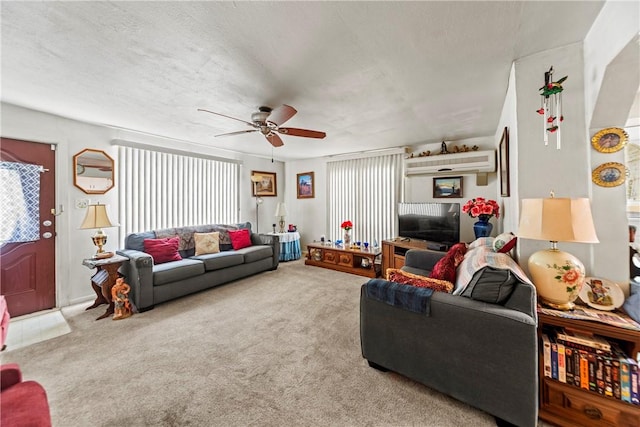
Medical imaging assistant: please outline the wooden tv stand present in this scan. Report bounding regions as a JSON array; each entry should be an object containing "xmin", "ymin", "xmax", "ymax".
[
  {"xmin": 381, "ymin": 238, "xmax": 448, "ymax": 274},
  {"xmin": 305, "ymin": 243, "xmax": 382, "ymax": 278}
]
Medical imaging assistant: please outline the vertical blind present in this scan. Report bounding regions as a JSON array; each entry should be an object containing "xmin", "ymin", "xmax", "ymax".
[
  {"xmin": 117, "ymin": 146, "xmax": 240, "ymax": 243},
  {"xmin": 327, "ymin": 153, "xmax": 403, "ymax": 245}
]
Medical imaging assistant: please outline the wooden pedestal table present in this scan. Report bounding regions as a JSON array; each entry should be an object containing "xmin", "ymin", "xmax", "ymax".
[
  {"xmin": 305, "ymin": 243, "xmax": 381, "ymax": 278},
  {"xmin": 82, "ymin": 254, "xmax": 128, "ymax": 320}
]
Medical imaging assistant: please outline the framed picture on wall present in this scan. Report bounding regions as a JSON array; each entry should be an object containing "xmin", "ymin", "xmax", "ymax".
[
  {"xmin": 499, "ymin": 127, "xmax": 510, "ymax": 197},
  {"xmin": 296, "ymin": 172, "xmax": 315, "ymax": 199},
  {"xmin": 433, "ymin": 176, "xmax": 463, "ymax": 198},
  {"xmin": 251, "ymin": 170, "xmax": 277, "ymax": 196}
]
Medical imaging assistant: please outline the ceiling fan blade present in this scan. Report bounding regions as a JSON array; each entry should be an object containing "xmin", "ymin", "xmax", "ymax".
[
  {"xmin": 267, "ymin": 104, "xmax": 297, "ymax": 126},
  {"xmin": 215, "ymin": 129, "xmax": 258, "ymax": 138},
  {"xmin": 278, "ymin": 127, "xmax": 326, "ymax": 139},
  {"xmin": 266, "ymin": 133, "xmax": 284, "ymax": 147},
  {"xmin": 198, "ymin": 109, "xmax": 255, "ymax": 127}
]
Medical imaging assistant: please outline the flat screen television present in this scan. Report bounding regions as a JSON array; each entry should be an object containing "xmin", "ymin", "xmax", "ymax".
[{"xmin": 398, "ymin": 202, "xmax": 460, "ymax": 246}]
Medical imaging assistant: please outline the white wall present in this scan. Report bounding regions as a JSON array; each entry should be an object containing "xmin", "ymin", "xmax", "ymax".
[
  {"xmin": 495, "ymin": 63, "xmax": 519, "ymax": 239},
  {"xmin": 510, "ymin": 0, "xmax": 640, "ymax": 294},
  {"xmin": 514, "ymin": 42, "xmax": 595, "ymax": 281},
  {"xmin": 1, "ymin": 102, "xmax": 283, "ymax": 307},
  {"xmin": 584, "ymin": 1, "xmax": 640, "ymax": 289}
]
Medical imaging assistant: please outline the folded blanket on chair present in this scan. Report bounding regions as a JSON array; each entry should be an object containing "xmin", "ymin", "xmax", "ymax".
[{"xmin": 364, "ymin": 279, "xmax": 434, "ymax": 315}]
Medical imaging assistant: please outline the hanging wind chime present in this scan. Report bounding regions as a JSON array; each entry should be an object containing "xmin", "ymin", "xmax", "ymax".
[{"xmin": 536, "ymin": 66, "xmax": 567, "ymax": 150}]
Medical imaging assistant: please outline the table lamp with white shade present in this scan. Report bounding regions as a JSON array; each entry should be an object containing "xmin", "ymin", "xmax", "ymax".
[
  {"xmin": 80, "ymin": 203, "xmax": 117, "ymax": 258},
  {"xmin": 517, "ymin": 194, "xmax": 599, "ymax": 310},
  {"xmin": 275, "ymin": 202, "xmax": 287, "ymax": 233}
]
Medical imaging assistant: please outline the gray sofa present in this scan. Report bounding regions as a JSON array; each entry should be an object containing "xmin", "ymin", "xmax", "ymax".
[
  {"xmin": 117, "ymin": 222, "xmax": 279, "ymax": 312},
  {"xmin": 360, "ymin": 248, "xmax": 538, "ymax": 427}
]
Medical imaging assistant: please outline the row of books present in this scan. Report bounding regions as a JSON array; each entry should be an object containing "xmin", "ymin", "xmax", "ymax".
[{"xmin": 541, "ymin": 327, "xmax": 639, "ymax": 406}]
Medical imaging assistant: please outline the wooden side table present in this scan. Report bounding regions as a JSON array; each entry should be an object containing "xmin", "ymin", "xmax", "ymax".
[
  {"xmin": 82, "ymin": 254, "xmax": 128, "ymax": 320},
  {"xmin": 537, "ymin": 311, "xmax": 640, "ymax": 426}
]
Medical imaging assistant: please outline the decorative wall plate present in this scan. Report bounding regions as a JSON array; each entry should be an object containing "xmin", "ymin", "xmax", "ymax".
[
  {"xmin": 579, "ymin": 277, "xmax": 624, "ymax": 311},
  {"xmin": 592, "ymin": 162, "xmax": 627, "ymax": 187},
  {"xmin": 591, "ymin": 127, "xmax": 628, "ymax": 153}
]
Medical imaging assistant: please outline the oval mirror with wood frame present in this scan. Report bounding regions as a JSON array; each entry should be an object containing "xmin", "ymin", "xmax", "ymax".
[{"xmin": 73, "ymin": 149, "xmax": 115, "ymax": 194}]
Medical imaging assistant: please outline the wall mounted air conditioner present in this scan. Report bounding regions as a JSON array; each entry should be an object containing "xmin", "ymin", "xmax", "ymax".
[{"xmin": 404, "ymin": 150, "xmax": 496, "ymax": 175}]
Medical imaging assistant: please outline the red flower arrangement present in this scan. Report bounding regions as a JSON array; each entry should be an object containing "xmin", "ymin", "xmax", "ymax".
[
  {"xmin": 462, "ymin": 198, "xmax": 500, "ymax": 219},
  {"xmin": 340, "ymin": 220, "xmax": 353, "ymax": 231}
]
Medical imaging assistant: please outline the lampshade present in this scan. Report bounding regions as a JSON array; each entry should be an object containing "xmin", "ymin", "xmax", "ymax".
[
  {"xmin": 80, "ymin": 204, "xmax": 116, "ymax": 257},
  {"xmin": 518, "ymin": 196, "xmax": 599, "ymax": 310},
  {"xmin": 518, "ymin": 197, "xmax": 599, "ymax": 244},
  {"xmin": 80, "ymin": 204, "xmax": 115, "ymax": 229},
  {"xmin": 275, "ymin": 202, "xmax": 288, "ymax": 217}
]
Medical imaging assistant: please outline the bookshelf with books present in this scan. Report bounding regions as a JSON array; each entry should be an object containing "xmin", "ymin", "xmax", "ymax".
[{"xmin": 538, "ymin": 312, "xmax": 640, "ymax": 426}]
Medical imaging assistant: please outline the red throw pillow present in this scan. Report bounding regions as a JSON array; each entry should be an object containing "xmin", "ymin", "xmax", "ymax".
[
  {"xmin": 387, "ymin": 268, "xmax": 454, "ymax": 293},
  {"xmin": 228, "ymin": 228, "xmax": 252, "ymax": 250},
  {"xmin": 429, "ymin": 242, "xmax": 468, "ymax": 283},
  {"xmin": 143, "ymin": 236, "xmax": 182, "ymax": 264}
]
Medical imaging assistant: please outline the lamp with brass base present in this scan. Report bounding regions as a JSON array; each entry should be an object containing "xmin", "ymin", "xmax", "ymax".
[
  {"xmin": 518, "ymin": 194, "xmax": 599, "ymax": 310},
  {"xmin": 80, "ymin": 203, "xmax": 117, "ymax": 258},
  {"xmin": 275, "ymin": 202, "xmax": 287, "ymax": 233}
]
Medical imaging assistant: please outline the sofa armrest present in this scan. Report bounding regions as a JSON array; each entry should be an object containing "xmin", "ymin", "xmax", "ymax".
[
  {"xmin": 116, "ymin": 249, "xmax": 154, "ymax": 311},
  {"xmin": 1, "ymin": 364, "xmax": 22, "ymax": 390},
  {"xmin": 251, "ymin": 233, "xmax": 280, "ymax": 269}
]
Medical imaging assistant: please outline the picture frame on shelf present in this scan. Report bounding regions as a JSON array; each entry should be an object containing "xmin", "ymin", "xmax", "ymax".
[
  {"xmin": 433, "ymin": 176, "xmax": 463, "ymax": 198},
  {"xmin": 499, "ymin": 127, "xmax": 510, "ymax": 197},
  {"xmin": 251, "ymin": 170, "xmax": 277, "ymax": 197},
  {"xmin": 296, "ymin": 171, "xmax": 315, "ymax": 199}
]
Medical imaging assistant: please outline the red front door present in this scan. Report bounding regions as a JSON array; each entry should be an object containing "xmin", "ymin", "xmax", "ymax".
[{"xmin": 1, "ymin": 138, "xmax": 56, "ymax": 317}]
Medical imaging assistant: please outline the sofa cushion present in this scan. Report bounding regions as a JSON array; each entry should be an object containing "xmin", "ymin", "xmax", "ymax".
[
  {"xmin": 191, "ymin": 251, "xmax": 244, "ymax": 271},
  {"xmin": 454, "ymin": 246, "xmax": 533, "ymax": 301},
  {"xmin": 461, "ymin": 266, "xmax": 519, "ymax": 303},
  {"xmin": 229, "ymin": 228, "xmax": 252, "ymax": 250},
  {"xmin": 152, "ymin": 259, "xmax": 205, "ymax": 285},
  {"xmin": 234, "ymin": 245, "xmax": 273, "ymax": 263},
  {"xmin": 429, "ymin": 242, "xmax": 467, "ymax": 282},
  {"xmin": 125, "ymin": 231, "xmax": 156, "ymax": 252},
  {"xmin": 194, "ymin": 232, "xmax": 220, "ymax": 256},
  {"xmin": 144, "ymin": 237, "xmax": 182, "ymax": 264},
  {"xmin": 387, "ymin": 268, "xmax": 453, "ymax": 293}
]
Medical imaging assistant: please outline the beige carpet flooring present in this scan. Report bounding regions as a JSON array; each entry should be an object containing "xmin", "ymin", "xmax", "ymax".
[{"xmin": 2, "ymin": 260, "xmax": 508, "ymax": 426}]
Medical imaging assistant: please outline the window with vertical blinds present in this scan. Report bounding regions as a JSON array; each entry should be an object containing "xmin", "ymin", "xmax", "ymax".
[
  {"xmin": 327, "ymin": 153, "xmax": 403, "ymax": 245},
  {"xmin": 117, "ymin": 145, "xmax": 240, "ymax": 244}
]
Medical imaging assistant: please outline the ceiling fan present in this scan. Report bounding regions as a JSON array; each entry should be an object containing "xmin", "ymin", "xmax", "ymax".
[{"xmin": 198, "ymin": 104, "xmax": 326, "ymax": 147}]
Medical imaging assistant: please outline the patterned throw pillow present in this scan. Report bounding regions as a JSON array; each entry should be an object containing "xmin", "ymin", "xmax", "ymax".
[
  {"xmin": 429, "ymin": 242, "xmax": 468, "ymax": 283},
  {"xmin": 228, "ymin": 228, "xmax": 252, "ymax": 250},
  {"xmin": 387, "ymin": 268, "xmax": 454, "ymax": 293},
  {"xmin": 143, "ymin": 236, "xmax": 182, "ymax": 264},
  {"xmin": 194, "ymin": 232, "xmax": 220, "ymax": 256},
  {"xmin": 493, "ymin": 232, "xmax": 517, "ymax": 253}
]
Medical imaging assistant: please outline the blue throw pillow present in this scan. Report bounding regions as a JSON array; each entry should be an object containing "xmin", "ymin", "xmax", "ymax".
[{"xmin": 623, "ymin": 281, "xmax": 640, "ymax": 324}]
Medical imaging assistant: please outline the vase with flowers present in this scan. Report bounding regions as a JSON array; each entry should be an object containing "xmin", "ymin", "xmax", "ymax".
[
  {"xmin": 341, "ymin": 220, "xmax": 353, "ymax": 246},
  {"xmin": 462, "ymin": 198, "xmax": 500, "ymax": 238}
]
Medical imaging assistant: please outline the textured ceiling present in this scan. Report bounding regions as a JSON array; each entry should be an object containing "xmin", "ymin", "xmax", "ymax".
[{"xmin": 1, "ymin": 1, "xmax": 605, "ymax": 160}]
